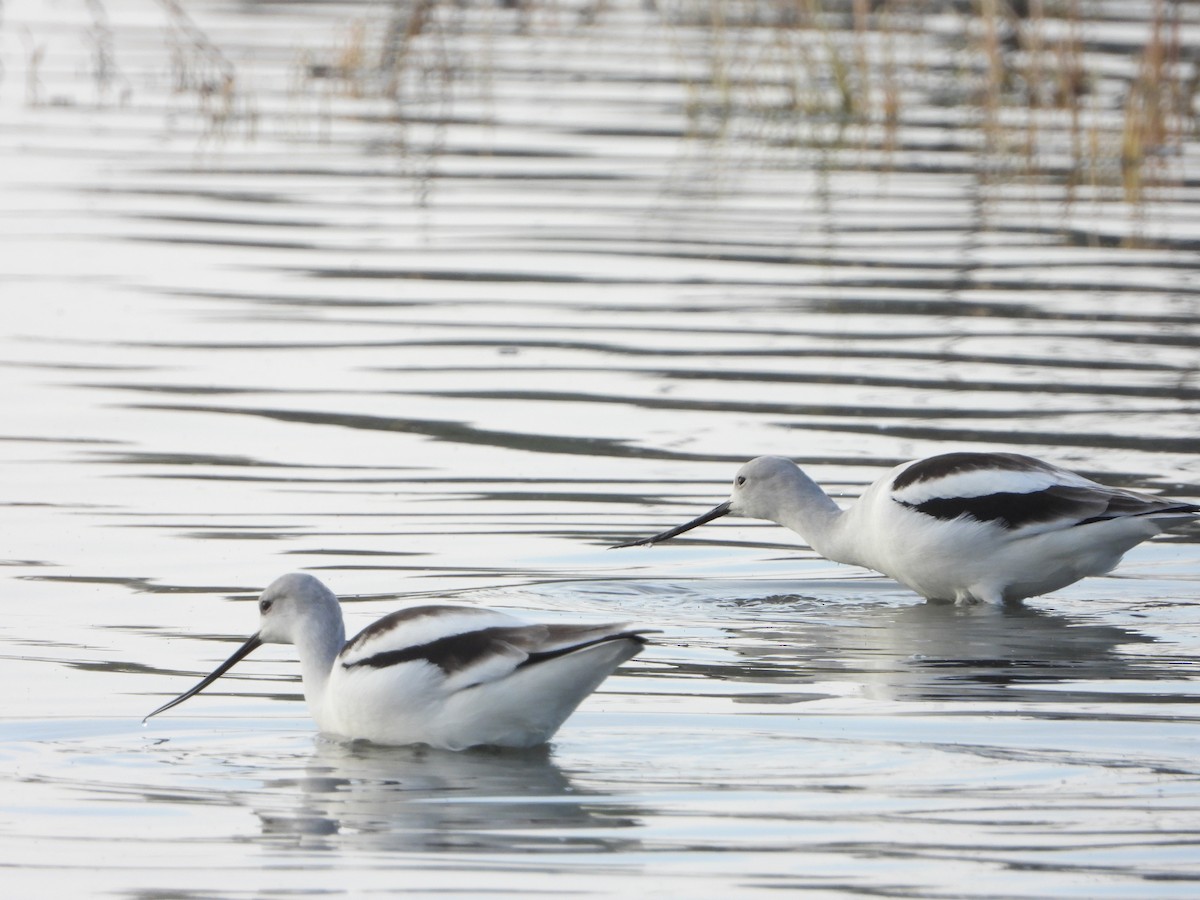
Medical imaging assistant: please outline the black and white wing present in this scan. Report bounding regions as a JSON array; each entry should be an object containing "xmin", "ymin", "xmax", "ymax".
[
  {"xmin": 340, "ymin": 604, "xmax": 648, "ymax": 694},
  {"xmin": 890, "ymin": 452, "xmax": 1197, "ymax": 536}
]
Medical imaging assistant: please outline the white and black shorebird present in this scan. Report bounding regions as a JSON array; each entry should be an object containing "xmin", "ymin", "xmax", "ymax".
[
  {"xmin": 614, "ymin": 452, "xmax": 1198, "ymax": 606},
  {"xmin": 144, "ymin": 573, "xmax": 651, "ymax": 749}
]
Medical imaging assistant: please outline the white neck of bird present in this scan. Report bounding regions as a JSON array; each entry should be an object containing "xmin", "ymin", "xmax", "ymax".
[
  {"xmin": 771, "ymin": 470, "xmax": 857, "ymax": 566},
  {"xmin": 294, "ymin": 618, "xmax": 346, "ymax": 721}
]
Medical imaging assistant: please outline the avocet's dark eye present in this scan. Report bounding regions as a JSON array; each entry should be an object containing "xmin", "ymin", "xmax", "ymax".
[
  {"xmin": 736, "ymin": 475, "xmax": 746, "ymax": 486},
  {"xmin": 259, "ymin": 598, "xmax": 273, "ymax": 614}
]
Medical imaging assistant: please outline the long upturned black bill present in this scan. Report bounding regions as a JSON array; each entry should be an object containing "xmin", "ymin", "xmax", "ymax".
[
  {"xmin": 143, "ymin": 633, "xmax": 263, "ymax": 723},
  {"xmin": 611, "ymin": 500, "xmax": 732, "ymax": 548}
]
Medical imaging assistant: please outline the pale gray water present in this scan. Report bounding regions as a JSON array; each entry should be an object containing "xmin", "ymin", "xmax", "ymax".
[{"xmin": 2, "ymin": 0, "xmax": 1200, "ymax": 896}]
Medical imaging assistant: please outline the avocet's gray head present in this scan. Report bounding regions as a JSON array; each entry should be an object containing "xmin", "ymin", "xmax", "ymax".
[
  {"xmin": 143, "ymin": 572, "xmax": 342, "ymax": 724},
  {"xmin": 254, "ymin": 572, "xmax": 341, "ymax": 645},
  {"xmin": 612, "ymin": 456, "xmax": 802, "ymax": 548},
  {"xmin": 726, "ymin": 456, "xmax": 804, "ymax": 521}
]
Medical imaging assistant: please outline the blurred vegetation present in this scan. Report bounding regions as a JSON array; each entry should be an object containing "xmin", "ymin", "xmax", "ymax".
[
  {"xmin": 56, "ymin": 1, "xmax": 1200, "ymax": 219},
  {"xmin": 301, "ymin": 0, "xmax": 1196, "ymax": 211}
]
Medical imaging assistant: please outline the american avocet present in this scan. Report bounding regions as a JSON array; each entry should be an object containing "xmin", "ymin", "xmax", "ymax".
[
  {"xmin": 614, "ymin": 453, "xmax": 1198, "ymax": 606},
  {"xmin": 144, "ymin": 573, "xmax": 651, "ymax": 749}
]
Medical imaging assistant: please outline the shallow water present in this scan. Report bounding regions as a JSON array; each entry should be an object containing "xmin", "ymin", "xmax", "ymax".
[{"xmin": 2, "ymin": 0, "xmax": 1200, "ymax": 896}]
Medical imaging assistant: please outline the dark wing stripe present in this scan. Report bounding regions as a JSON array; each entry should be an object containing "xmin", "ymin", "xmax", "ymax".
[
  {"xmin": 344, "ymin": 626, "xmax": 535, "ymax": 675},
  {"xmin": 892, "ymin": 452, "xmax": 1055, "ymax": 491},
  {"xmin": 516, "ymin": 631, "xmax": 650, "ymax": 670},
  {"xmin": 901, "ymin": 484, "xmax": 1109, "ymax": 530},
  {"xmin": 1078, "ymin": 501, "xmax": 1200, "ymax": 526},
  {"xmin": 344, "ymin": 627, "xmax": 650, "ymax": 676},
  {"xmin": 342, "ymin": 605, "xmax": 498, "ymax": 657},
  {"xmin": 900, "ymin": 489, "xmax": 1088, "ymax": 529},
  {"xmin": 902, "ymin": 485, "xmax": 1198, "ymax": 531}
]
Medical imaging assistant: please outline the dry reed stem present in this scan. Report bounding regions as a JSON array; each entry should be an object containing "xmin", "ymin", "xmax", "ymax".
[{"xmin": 157, "ymin": 0, "xmax": 244, "ymax": 138}]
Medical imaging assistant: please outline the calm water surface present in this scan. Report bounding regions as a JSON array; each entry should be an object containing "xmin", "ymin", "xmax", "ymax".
[{"xmin": 2, "ymin": 0, "xmax": 1200, "ymax": 896}]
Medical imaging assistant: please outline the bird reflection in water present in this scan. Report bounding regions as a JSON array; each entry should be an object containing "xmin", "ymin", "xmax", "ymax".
[
  {"xmin": 707, "ymin": 598, "xmax": 1159, "ymax": 705},
  {"xmin": 255, "ymin": 738, "xmax": 647, "ymax": 854}
]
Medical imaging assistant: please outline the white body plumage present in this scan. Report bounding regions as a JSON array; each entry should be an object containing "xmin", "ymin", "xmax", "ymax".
[
  {"xmin": 145, "ymin": 573, "xmax": 650, "ymax": 749},
  {"xmin": 617, "ymin": 452, "xmax": 1197, "ymax": 606}
]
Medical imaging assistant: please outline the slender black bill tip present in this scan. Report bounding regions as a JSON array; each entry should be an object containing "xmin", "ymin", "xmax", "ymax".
[
  {"xmin": 611, "ymin": 500, "xmax": 732, "ymax": 549},
  {"xmin": 142, "ymin": 633, "xmax": 264, "ymax": 724}
]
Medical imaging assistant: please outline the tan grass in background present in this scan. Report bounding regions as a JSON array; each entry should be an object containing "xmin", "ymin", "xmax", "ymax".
[{"xmin": 42, "ymin": 1, "xmax": 1195, "ymax": 238}]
